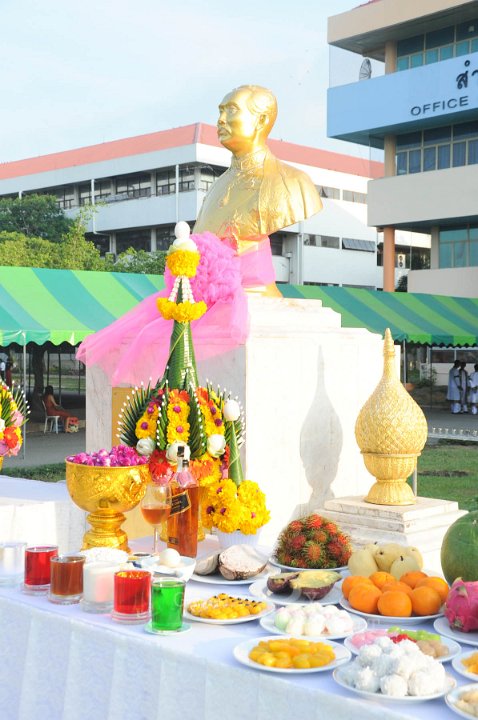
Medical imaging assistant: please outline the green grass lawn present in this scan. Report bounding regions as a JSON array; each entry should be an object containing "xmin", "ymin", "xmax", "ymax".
[
  {"xmin": 2, "ymin": 463, "xmax": 66, "ymax": 482},
  {"xmin": 416, "ymin": 442, "xmax": 478, "ymax": 510},
  {"xmin": 3, "ymin": 443, "xmax": 478, "ymax": 510}
]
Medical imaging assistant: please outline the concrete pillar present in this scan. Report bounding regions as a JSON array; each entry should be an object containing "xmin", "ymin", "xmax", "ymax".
[
  {"xmin": 385, "ymin": 40, "xmax": 396, "ymax": 74},
  {"xmin": 151, "ymin": 227, "xmax": 157, "ymax": 252},
  {"xmin": 383, "ymin": 226, "xmax": 396, "ymax": 292},
  {"xmin": 384, "ymin": 136, "xmax": 396, "ymax": 177},
  {"xmin": 430, "ymin": 226, "xmax": 439, "ymax": 269}
]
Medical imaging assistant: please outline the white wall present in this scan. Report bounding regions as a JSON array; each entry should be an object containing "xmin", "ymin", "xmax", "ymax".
[
  {"xmin": 408, "ymin": 266, "xmax": 478, "ymax": 298},
  {"xmin": 368, "ymin": 165, "xmax": 478, "ymax": 229}
]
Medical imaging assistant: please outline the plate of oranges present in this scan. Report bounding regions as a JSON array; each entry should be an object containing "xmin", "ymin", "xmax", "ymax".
[{"xmin": 338, "ymin": 570, "xmax": 449, "ymax": 624}]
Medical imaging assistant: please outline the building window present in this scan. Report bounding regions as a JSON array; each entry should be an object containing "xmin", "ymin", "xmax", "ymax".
[
  {"xmin": 156, "ymin": 168, "xmax": 176, "ymax": 195},
  {"xmin": 179, "ymin": 167, "xmax": 195, "ymax": 192},
  {"xmin": 396, "ymin": 122, "xmax": 478, "ymax": 174},
  {"xmin": 342, "ymin": 238, "xmax": 376, "ymax": 252},
  {"xmin": 269, "ymin": 232, "xmax": 285, "ymax": 256},
  {"xmin": 316, "ymin": 185, "xmax": 340, "ymax": 200},
  {"xmin": 86, "ymin": 232, "xmax": 110, "ymax": 255},
  {"xmin": 155, "ymin": 224, "xmax": 176, "ymax": 251},
  {"xmin": 199, "ymin": 166, "xmax": 223, "ymax": 191},
  {"xmin": 396, "ymin": 21, "xmax": 478, "ymax": 71},
  {"xmin": 116, "ymin": 229, "xmax": 151, "ymax": 254},
  {"xmin": 116, "ymin": 173, "xmax": 151, "ymax": 199},
  {"xmin": 439, "ymin": 225, "xmax": 478, "ymax": 268},
  {"xmin": 304, "ymin": 234, "xmax": 340, "ymax": 249},
  {"xmin": 56, "ymin": 187, "xmax": 75, "ymax": 210},
  {"xmin": 79, "ymin": 180, "xmax": 112, "ymax": 206},
  {"xmin": 342, "ymin": 189, "xmax": 366, "ymax": 204}
]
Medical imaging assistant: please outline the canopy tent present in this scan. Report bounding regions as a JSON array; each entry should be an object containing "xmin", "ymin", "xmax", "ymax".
[
  {"xmin": 280, "ymin": 285, "xmax": 478, "ymax": 347},
  {"xmin": 0, "ymin": 267, "xmax": 165, "ymax": 346},
  {"xmin": 1, "ymin": 267, "xmax": 477, "ymax": 349}
]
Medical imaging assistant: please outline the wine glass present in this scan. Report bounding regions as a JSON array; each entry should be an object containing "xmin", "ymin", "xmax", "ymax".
[{"xmin": 140, "ymin": 483, "xmax": 172, "ymax": 554}]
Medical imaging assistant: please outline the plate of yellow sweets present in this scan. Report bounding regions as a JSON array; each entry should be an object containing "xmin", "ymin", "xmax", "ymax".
[
  {"xmin": 233, "ymin": 636, "xmax": 352, "ymax": 673},
  {"xmin": 184, "ymin": 593, "xmax": 274, "ymax": 624},
  {"xmin": 452, "ymin": 651, "xmax": 478, "ymax": 681}
]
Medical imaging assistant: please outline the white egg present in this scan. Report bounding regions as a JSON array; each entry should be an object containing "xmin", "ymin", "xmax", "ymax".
[{"xmin": 158, "ymin": 548, "xmax": 181, "ymax": 568}]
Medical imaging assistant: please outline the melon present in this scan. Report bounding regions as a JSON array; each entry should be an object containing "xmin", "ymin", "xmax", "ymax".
[{"xmin": 441, "ymin": 512, "xmax": 478, "ymax": 585}]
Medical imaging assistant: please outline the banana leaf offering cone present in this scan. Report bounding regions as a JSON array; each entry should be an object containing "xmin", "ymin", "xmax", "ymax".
[
  {"xmin": 225, "ymin": 410, "xmax": 244, "ymax": 487},
  {"xmin": 162, "ymin": 285, "xmax": 199, "ymax": 392}
]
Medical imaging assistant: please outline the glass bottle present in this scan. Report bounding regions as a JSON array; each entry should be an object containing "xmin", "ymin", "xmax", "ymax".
[{"xmin": 167, "ymin": 447, "xmax": 199, "ymax": 558}]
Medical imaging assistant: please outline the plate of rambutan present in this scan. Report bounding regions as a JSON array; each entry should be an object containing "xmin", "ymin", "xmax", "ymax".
[
  {"xmin": 271, "ymin": 513, "xmax": 352, "ymax": 574},
  {"xmin": 269, "ymin": 556, "xmax": 348, "ymax": 574}
]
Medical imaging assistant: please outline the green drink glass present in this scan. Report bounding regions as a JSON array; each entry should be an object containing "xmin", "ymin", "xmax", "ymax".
[{"xmin": 151, "ymin": 578, "xmax": 185, "ymax": 632}]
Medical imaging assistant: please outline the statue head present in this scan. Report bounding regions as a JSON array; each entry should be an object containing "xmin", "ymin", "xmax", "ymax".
[{"xmin": 217, "ymin": 85, "xmax": 278, "ymax": 156}]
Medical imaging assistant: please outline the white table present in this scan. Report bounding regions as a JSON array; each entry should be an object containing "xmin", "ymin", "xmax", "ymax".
[
  {"xmin": 0, "ymin": 537, "xmax": 468, "ymax": 720},
  {"xmin": 0, "ymin": 476, "xmax": 85, "ymax": 552}
]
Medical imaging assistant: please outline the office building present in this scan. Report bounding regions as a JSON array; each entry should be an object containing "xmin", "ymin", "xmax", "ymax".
[
  {"xmin": 328, "ymin": 0, "xmax": 478, "ymax": 296},
  {"xmin": 0, "ymin": 122, "xmax": 425, "ymax": 289}
]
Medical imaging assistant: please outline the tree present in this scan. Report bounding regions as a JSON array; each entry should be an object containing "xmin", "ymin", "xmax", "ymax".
[
  {"xmin": 396, "ymin": 274, "xmax": 408, "ymax": 292},
  {"xmin": 0, "ymin": 194, "xmax": 73, "ymax": 242},
  {"xmin": 113, "ymin": 247, "xmax": 166, "ymax": 275},
  {"xmin": 54, "ymin": 210, "xmax": 106, "ymax": 271}
]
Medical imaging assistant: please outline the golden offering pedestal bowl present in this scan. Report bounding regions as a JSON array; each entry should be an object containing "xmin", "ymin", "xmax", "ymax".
[
  {"xmin": 66, "ymin": 461, "xmax": 150, "ymax": 551},
  {"xmin": 362, "ymin": 452, "xmax": 419, "ymax": 505}
]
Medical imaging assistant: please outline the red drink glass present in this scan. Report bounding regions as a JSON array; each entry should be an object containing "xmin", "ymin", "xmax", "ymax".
[
  {"xmin": 112, "ymin": 570, "xmax": 151, "ymax": 623},
  {"xmin": 23, "ymin": 545, "xmax": 59, "ymax": 594},
  {"xmin": 48, "ymin": 555, "xmax": 85, "ymax": 604}
]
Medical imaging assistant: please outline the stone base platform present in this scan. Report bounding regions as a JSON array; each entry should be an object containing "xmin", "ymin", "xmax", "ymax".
[{"xmin": 317, "ymin": 495, "xmax": 467, "ymax": 573}]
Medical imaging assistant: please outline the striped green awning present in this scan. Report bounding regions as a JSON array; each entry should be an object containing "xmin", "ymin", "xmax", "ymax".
[
  {"xmin": 1, "ymin": 267, "xmax": 476, "ymax": 348},
  {"xmin": 279, "ymin": 285, "xmax": 478, "ymax": 347},
  {"xmin": 0, "ymin": 267, "xmax": 165, "ymax": 346}
]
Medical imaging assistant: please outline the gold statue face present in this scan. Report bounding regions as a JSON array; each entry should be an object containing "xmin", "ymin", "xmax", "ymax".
[{"xmin": 217, "ymin": 87, "xmax": 267, "ymax": 156}]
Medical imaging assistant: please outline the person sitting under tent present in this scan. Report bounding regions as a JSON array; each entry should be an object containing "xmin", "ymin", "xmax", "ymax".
[{"xmin": 42, "ymin": 385, "xmax": 75, "ymax": 432}]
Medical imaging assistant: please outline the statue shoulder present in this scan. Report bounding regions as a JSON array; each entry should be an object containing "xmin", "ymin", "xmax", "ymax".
[{"xmin": 264, "ymin": 153, "xmax": 322, "ymax": 216}]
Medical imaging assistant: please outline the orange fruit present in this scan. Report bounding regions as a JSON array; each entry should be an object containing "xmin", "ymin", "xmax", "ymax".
[
  {"xmin": 348, "ymin": 583, "xmax": 382, "ymax": 614},
  {"xmin": 400, "ymin": 570, "xmax": 428, "ymax": 588},
  {"xmin": 410, "ymin": 586, "xmax": 442, "ymax": 616},
  {"xmin": 342, "ymin": 575, "xmax": 374, "ymax": 600},
  {"xmin": 381, "ymin": 581, "xmax": 413, "ymax": 598},
  {"xmin": 369, "ymin": 571, "xmax": 395, "ymax": 589},
  {"xmin": 415, "ymin": 576, "xmax": 449, "ymax": 604},
  {"xmin": 377, "ymin": 590, "xmax": 413, "ymax": 617}
]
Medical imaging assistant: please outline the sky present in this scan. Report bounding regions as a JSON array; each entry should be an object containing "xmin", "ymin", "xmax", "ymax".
[{"xmin": 1, "ymin": 0, "xmax": 369, "ymax": 164}]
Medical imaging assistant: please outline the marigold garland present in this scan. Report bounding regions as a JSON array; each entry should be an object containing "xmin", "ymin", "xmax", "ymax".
[
  {"xmin": 157, "ymin": 298, "xmax": 207, "ymax": 323},
  {"xmin": 201, "ymin": 478, "xmax": 270, "ymax": 535},
  {"xmin": 166, "ymin": 250, "xmax": 200, "ymax": 277}
]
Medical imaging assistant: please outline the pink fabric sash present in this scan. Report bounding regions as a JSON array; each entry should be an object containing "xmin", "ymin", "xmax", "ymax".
[{"xmin": 76, "ymin": 234, "xmax": 275, "ymax": 386}]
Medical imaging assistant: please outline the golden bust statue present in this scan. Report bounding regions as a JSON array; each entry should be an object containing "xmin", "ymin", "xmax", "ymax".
[{"xmin": 194, "ymin": 85, "xmax": 322, "ymax": 252}]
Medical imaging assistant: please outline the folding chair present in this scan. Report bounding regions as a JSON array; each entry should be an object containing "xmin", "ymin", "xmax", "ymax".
[{"xmin": 42, "ymin": 401, "xmax": 60, "ymax": 434}]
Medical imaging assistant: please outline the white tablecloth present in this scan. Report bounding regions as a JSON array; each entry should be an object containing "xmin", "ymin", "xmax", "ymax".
[
  {"xmin": 0, "ymin": 476, "xmax": 85, "ymax": 552},
  {"xmin": 0, "ymin": 538, "xmax": 468, "ymax": 720}
]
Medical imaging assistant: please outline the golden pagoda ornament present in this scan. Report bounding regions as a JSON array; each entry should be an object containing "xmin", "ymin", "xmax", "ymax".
[{"xmin": 355, "ymin": 328, "xmax": 428, "ymax": 506}]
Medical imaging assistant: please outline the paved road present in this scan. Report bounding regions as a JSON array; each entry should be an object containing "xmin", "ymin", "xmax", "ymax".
[
  {"xmin": 2, "ymin": 406, "xmax": 476, "ymax": 472},
  {"xmin": 3, "ymin": 429, "xmax": 86, "ymax": 469}
]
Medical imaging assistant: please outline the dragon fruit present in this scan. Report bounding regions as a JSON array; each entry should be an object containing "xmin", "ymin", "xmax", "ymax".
[{"xmin": 444, "ymin": 578, "xmax": 478, "ymax": 632}]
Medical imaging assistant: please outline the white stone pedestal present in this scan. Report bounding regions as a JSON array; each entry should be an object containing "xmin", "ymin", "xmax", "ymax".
[
  {"xmin": 317, "ymin": 495, "xmax": 466, "ymax": 573},
  {"xmin": 87, "ymin": 296, "xmax": 385, "ymax": 546}
]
